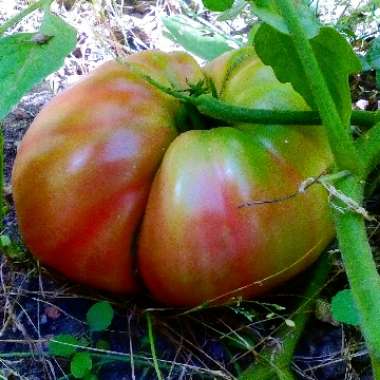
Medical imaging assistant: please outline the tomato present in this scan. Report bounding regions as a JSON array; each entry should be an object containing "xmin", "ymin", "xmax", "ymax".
[
  {"xmin": 12, "ymin": 48, "xmax": 334, "ymax": 305},
  {"xmin": 12, "ymin": 51, "xmax": 204, "ymax": 293},
  {"xmin": 138, "ymin": 48, "xmax": 334, "ymax": 306}
]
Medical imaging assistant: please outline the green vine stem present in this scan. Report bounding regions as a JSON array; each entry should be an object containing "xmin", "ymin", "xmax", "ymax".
[
  {"xmin": 356, "ymin": 121, "xmax": 380, "ymax": 176},
  {"xmin": 122, "ymin": 59, "xmax": 380, "ymax": 132},
  {"xmin": 239, "ymin": 253, "xmax": 332, "ymax": 380},
  {"xmin": 332, "ymin": 175, "xmax": 380, "ymax": 377},
  {"xmin": 274, "ymin": 0, "xmax": 380, "ymax": 377},
  {"xmin": 192, "ymin": 94, "xmax": 380, "ymax": 128},
  {"xmin": 272, "ymin": 4, "xmax": 363, "ymax": 175},
  {"xmin": 0, "ymin": 0, "xmax": 54, "ymax": 36}
]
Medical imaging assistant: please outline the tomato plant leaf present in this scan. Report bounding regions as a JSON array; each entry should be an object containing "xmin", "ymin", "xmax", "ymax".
[
  {"xmin": 254, "ymin": 24, "xmax": 361, "ymax": 126},
  {"xmin": 331, "ymin": 289, "xmax": 360, "ymax": 326},
  {"xmin": 86, "ymin": 301, "xmax": 114, "ymax": 332},
  {"xmin": 48, "ymin": 334, "xmax": 79, "ymax": 357},
  {"xmin": 162, "ymin": 15, "xmax": 239, "ymax": 61},
  {"xmin": 70, "ymin": 352, "xmax": 92, "ymax": 379},
  {"xmin": 202, "ymin": 0, "xmax": 234, "ymax": 12},
  {"xmin": 248, "ymin": 0, "xmax": 320, "ymax": 38},
  {"xmin": 217, "ymin": 0, "xmax": 247, "ymax": 21},
  {"xmin": 364, "ymin": 36, "xmax": 380, "ymax": 89},
  {"xmin": 366, "ymin": 37, "xmax": 380, "ymax": 70},
  {"xmin": 0, "ymin": 11, "xmax": 76, "ymax": 120}
]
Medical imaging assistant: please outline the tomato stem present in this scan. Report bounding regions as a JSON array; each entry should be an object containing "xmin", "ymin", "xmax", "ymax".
[
  {"xmin": 332, "ymin": 176, "xmax": 380, "ymax": 378},
  {"xmin": 272, "ymin": 0, "xmax": 363, "ymax": 175},
  {"xmin": 274, "ymin": 0, "xmax": 380, "ymax": 377},
  {"xmin": 355, "ymin": 121, "xmax": 380, "ymax": 176},
  {"xmin": 124, "ymin": 59, "xmax": 380, "ymax": 134},
  {"xmin": 193, "ymin": 94, "xmax": 380, "ymax": 128}
]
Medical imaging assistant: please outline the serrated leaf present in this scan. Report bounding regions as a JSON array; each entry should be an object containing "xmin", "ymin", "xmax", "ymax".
[
  {"xmin": 248, "ymin": 0, "xmax": 320, "ymax": 38},
  {"xmin": 70, "ymin": 352, "xmax": 92, "ymax": 379},
  {"xmin": 0, "ymin": 11, "xmax": 76, "ymax": 120},
  {"xmin": 254, "ymin": 24, "xmax": 361, "ymax": 126},
  {"xmin": 203, "ymin": 0, "xmax": 234, "ymax": 12},
  {"xmin": 86, "ymin": 301, "xmax": 114, "ymax": 332},
  {"xmin": 48, "ymin": 334, "xmax": 79, "ymax": 357},
  {"xmin": 162, "ymin": 15, "xmax": 236, "ymax": 60},
  {"xmin": 331, "ymin": 289, "xmax": 360, "ymax": 326}
]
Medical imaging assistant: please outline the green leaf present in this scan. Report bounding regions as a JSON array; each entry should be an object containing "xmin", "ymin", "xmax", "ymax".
[
  {"xmin": 358, "ymin": 55, "xmax": 372, "ymax": 72},
  {"xmin": 83, "ymin": 374, "xmax": 98, "ymax": 380},
  {"xmin": 48, "ymin": 334, "xmax": 79, "ymax": 358},
  {"xmin": 162, "ymin": 15, "xmax": 236, "ymax": 60},
  {"xmin": 248, "ymin": 0, "xmax": 320, "ymax": 38},
  {"xmin": 247, "ymin": 22, "xmax": 261, "ymax": 46},
  {"xmin": 366, "ymin": 37, "xmax": 380, "ymax": 70},
  {"xmin": 254, "ymin": 25, "xmax": 361, "ymax": 126},
  {"xmin": 86, "ymin": 301, "xmax": 114, "ymax": 332},
  {"xmin": 0, "ymin": 234, "xmax": 27, "ymax": 262},
  {"xmin": 202, "ymin": 0, "xmax": 234, "ymax": 12},
  {"xmin": 331, "ymin": 289, "xmax": 360, "ymax": 326},
  {"xmin": 217, "ymin": 0, "xmax": 247, "ymax": 21},
  {"xmin": 70, "ymin": 352, "xmax": 92, "ymax": 379},
  {"xmin": 0, "ymin": 11, "xmax": 76, "ymax": 120},
  {"xmin": 0, "ymin": 234, "xmax": 11, "ymax": 247}
]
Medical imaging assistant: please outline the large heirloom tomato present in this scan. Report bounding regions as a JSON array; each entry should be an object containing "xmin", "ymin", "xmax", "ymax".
[
  {"xmin": 12, "ymin": 48, "xmax": 335, "ymax": 306},
  {"xmin": 12, "ymin": 51, "xmax": 204, "ymax": 293}
]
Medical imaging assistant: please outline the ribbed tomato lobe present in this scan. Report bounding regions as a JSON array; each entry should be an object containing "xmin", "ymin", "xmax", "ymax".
[
  {"xmin": 138, "ymin": 127, "xmax": 334, "ymax": 306},
  {"xmin": 12, "ymin": 51, "xmax": 205, "ymax": 293}
]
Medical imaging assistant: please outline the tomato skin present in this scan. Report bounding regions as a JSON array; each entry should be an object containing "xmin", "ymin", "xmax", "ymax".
[
  {"xmin": 138, "ymin": 125, "xmax": 334, "ymax": 306},
  {"xmin": 12, "ymin": 51, "xmax": 204, "ymax": 293},
  {"xmin": 205, "ymin": 47, "xmax": 310, "ymax": 111},
  {"xmin": 138, "ymin": 48, "xmax": 335, "ymax": 306}
]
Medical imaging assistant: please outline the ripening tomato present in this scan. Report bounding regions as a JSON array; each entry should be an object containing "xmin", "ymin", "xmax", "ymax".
[
  {"xmin": 12, "ymin": 48, "xmax": 335, "ymax": 305},
  {"xmin": 137, "ymin": 48, "xmax": 335, "ymax": 306},
  {"xmin": 12, "ymin": 51, "xmax": 205, "ymax": 293}
]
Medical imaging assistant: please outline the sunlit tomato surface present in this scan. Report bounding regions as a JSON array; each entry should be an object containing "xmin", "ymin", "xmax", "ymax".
[
  {"xmin": 138, "ymin": 48, "xmax": 335, "ymax": 306},
  {"xmin": 138, "ymin": 125, "xmax": 333, "ymax": 306},
  {"xmin": 12, "ymin": 48, "xmax": 335, "ymax": 305}
]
